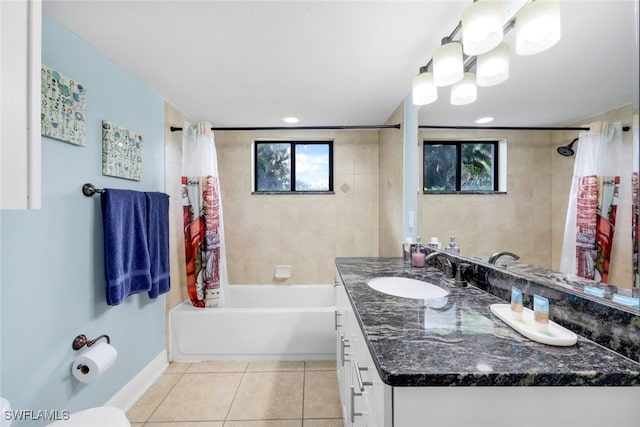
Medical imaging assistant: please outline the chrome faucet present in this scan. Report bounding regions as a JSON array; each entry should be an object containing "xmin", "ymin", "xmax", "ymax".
[
  {"xmin": 424, "ymin": 251, "xmax": 456, "ymax": 278},
  {"xmin": 488, "ymin": 251, "xmax": 520, "ymax": 265}
]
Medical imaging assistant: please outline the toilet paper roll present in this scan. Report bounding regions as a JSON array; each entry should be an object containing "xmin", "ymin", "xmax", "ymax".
[{"xmin": 72, "ymin": 342, "xmax": 117, "ymax": 383}]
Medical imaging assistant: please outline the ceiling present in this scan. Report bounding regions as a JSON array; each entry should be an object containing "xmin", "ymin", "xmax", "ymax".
[{"xmin": 42, "ymin": 0, "xmax": 638, "ymax": 128}]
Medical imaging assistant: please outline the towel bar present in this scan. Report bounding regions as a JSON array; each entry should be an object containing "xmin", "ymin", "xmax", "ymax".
[{"xmin": 82, "ymin": 183, "xmax": 105, "ymax": 197}]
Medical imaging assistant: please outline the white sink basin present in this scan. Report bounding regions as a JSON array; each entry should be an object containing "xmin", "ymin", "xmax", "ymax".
[{"xmin": 367, "ymin": 277, "xmax": 449, "ymax": 300}]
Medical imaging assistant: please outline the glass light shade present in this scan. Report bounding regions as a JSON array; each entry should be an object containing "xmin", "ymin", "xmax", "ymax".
[
  {"xmin": 412, "ymin": 72, "xmax": 438, "ymax": 106},
  {"xmin": 515, "ymin": 0, "xmax": 561, "ymax": 56},
  {"xmin": 462, "ymin": 0, "xmax": 504, "ymax": 56},
  {"xmin": 476, "ymin": 42, "xmax": 510, "ymax": 86},
  {"xmin": 433, "ymin": 42, "xmax": 464, "ymax": 87},
  {"xmin": 450, "ymin": 73, "xmax": 477, "ymax": 105}
]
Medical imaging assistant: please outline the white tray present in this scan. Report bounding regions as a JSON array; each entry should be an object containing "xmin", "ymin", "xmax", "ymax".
[{"xmin": 490, "ymin": 304, "xmax": 577, "ymax": 347}]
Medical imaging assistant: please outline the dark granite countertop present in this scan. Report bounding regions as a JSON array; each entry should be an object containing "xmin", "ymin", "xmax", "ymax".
[{"xmin": 335, "ymin": 257, "xmax": 640, "ymax": 387}]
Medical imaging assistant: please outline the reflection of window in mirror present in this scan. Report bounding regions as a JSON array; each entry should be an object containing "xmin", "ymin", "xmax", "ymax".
[{"xmin": 423, "ymin": 140, "xmax": 507, "ymax": 194}]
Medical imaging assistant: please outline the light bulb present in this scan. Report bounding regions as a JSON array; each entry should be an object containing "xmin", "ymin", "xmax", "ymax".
[
  {"xmin": 433, "ymin": 42, "xmax": 464, "ymax": 87},
  {"xmin": 462, "ymin": 0, "xmax": 504, "ymax": 56},
  {"xmin": 450, "ymin": 73, "xmax": 477, "ymax": 106},
  {"xmin": 516, "ymin": 0, "xmax": 561, "ymax": 56},
  {"xmin": 412, "ymin": 72, "xmax": 438, "ymax": 106},
  {"xmin": 476, "ymin": 42, "xmax": 510, "ymax": 86}
]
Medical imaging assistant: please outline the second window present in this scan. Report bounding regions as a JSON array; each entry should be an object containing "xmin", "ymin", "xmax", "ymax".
[{"xmin": 423, "ymin": 141, "xmax": 499, "ymax": 193}]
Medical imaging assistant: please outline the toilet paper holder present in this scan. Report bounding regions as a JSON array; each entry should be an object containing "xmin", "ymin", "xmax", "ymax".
[{"xmin": 72, "ymin": 334, "xmax": 110, "ymax": 351}]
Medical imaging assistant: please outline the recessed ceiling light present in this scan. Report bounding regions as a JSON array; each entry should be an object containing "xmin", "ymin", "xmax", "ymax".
[
  {"xmin": 282, "ymin": 117, "xmax": 299, "ymax": 124},
  {"xmin": 475, "ymin": 117, "xmax": 494, "ymax": 124}
]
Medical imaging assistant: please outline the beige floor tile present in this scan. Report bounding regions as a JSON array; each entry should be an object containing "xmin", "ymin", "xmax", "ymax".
[
  {"xmin": 129, "ymin": 423, "xmax": 144, "ymax": 427},
  {"xmin": 303, "ymin": 419, "xmax": 344, "ymax": 427},
  {"xmin": 149, "ymin": 373, "xmax": 243, "ymax": 422},
  {"xmin": 224, "ymin": 421, "xmax": 301, "ymax": 427},
  {"xmin": 303, "ymin": 371, "xmax": 342, "ymax": 419},
  {"xmin": 246, "ymin": 361, "xmax": 304, "ymax": 372},
  {"xmin": 227, "ymin": 371, "xmax": 304, "ymax": 420},
  {"xmin": 126, "ymin": 373, "xmax": 182, "ymax": 422},
  {"xmin": 164, "ymin": 362, "xmax": 191, "ymax": 374},
  {"xmin": 144, "ymin": 422, "xmax": 224, "ymax": 426},
  {"xmin": 304, "ymin": 361, "xmax": 336, "ymax": 371},
  {"xmin": 187, "ymin": 361, "xmax": 248, "ymax": 373}
]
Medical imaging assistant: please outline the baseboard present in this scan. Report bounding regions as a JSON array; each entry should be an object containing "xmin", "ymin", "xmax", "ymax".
[{"xmin": 104, "ymin": 350, "xmax": 168, "ymax": 412}]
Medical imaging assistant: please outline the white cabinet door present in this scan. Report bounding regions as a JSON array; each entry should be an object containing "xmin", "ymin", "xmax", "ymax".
[
  {"xmin": 336, "ymin": 283, "xmax": 392, "ymax": 427},
  {"xmin": 335, "ymin": 284, "xmax": 352, "ymax": 425},
  {"xmin": 1, "ymin": 0, "xmax": 41, "ymax": 209},
  {"xmin": 352, "ymin": 337, "xmax": 392, "ymax": 427}
]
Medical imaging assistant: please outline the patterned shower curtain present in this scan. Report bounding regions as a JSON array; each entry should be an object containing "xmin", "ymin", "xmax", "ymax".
[
  {"xmin": 560, "ymin": 122, "xmax": 623, "ymax": 283},
  {"xmin": 181, "ymin": 121, "xmax": 228, "ymax": 307}
]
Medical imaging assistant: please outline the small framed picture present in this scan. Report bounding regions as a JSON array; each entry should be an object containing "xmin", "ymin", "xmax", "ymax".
[
  {"xmin": 102, "ymin": 120, "xmax": 143, "ymax": 181},
  {"xmin": 41, "ymin": 65, "xmax": 87, "ymax": 146}
]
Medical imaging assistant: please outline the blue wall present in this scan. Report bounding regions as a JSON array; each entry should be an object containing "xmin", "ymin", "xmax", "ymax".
[{"xmin": 0, "ymin": 15, "xmax": 165, "ymax": 424}]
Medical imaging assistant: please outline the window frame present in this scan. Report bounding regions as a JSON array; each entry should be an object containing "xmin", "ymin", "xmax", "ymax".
[
  {"xmin": 422, "ymin": 139, "xmax": 502, "ymax": 194},
  {"xmin": 252, "ymin": 139, "xmax": 334, "ymax": 194}
]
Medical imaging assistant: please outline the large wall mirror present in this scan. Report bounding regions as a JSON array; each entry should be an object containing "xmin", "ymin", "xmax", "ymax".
[{"xmin": 415, "ymin": 1, "xmax": 639, "ymax": 309}]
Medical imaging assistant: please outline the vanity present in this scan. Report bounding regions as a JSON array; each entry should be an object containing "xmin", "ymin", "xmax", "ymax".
[{"xmin": 335, "ymin": 257, "xmax": 640, "ymax": 427}]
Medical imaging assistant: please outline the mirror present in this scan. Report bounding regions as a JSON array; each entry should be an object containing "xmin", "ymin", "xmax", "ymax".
[{"xmin": 416, "ymin": 1, "xmax": 639, "ymax": 312}]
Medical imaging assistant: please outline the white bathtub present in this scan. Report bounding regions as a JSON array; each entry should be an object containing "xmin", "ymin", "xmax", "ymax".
[{"xmin": 170, "ymin": 284, "xmax": 337, "ymax": 361}]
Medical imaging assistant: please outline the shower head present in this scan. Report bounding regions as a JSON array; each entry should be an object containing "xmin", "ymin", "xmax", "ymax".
[{"xmin": 557, "ymin": 138, "xmax": 578, "ymax": 156}]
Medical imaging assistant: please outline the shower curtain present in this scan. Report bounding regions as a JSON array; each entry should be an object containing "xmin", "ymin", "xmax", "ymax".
[
  {"xmin": 560, "ymin": 122, "xmax": 624, "ymax": 283},
  {"xmin": 181, "ymin": 121, "xmax": 228, "ymax": 307}
]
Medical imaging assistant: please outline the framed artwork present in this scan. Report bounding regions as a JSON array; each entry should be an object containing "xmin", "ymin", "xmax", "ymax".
[
  {"xmin": 41, "ymin": 65, "xmax": 87, "ymax": 146},
  {"xmin": 102, "ymin": 120, "xmax": 143, "ymax": 181}
]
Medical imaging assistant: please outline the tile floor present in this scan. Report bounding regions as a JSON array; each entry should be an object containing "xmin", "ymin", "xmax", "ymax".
[{"xmin": 127, "ymin": 361, "xmax": 344, "ymax": 427}]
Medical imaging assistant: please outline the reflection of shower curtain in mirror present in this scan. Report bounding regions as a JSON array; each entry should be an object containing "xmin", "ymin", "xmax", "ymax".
[
  {"xmin": 633, "ymin": 117, "xmax": 639, "ymax": 288},
  {"xmin": 560, "ymin": 122, "xmax": 623, "ymax": 283},
  {"xmin": 181, "ymin": 122, "xmax": 228, "ymax": 307}
]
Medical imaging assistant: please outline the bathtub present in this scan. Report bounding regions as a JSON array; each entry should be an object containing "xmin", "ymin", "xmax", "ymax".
[{"xmin": 170, "ymin": 284, "xmax": 337, "ymax": 361}]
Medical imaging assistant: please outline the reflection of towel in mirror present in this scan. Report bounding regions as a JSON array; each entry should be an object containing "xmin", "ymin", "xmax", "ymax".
[
  {"xmin": 145, "ymin": 191, "xmax": 171, "ymax": 299},
  {"xmin": 101, "ymin": 189, "xmax": 152, "ymax": 305}
]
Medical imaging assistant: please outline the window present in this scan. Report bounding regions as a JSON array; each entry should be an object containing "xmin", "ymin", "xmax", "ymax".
[
  {"xmin": 254, "ymin": 141, "xmax": 333, "ymax": 193},
  {"xmin": 423, "ymin": 140, "xmax": 500, "ymax": 193}
]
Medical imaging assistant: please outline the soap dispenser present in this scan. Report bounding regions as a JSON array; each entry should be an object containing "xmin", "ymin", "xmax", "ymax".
[
  {"xmin": 445, "ymin": 236, "xmax": 460, "ymax": 254},
  {"xmin": 411, "ymin": 237, "xmax": 425, "ymax": 267}
]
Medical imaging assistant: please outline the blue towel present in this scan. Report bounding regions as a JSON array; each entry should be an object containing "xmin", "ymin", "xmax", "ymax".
[
  {"xmin": 145, "ymin": 191, "xmax": 171, "ymax": 298},
  {"xmin": 101, "ymin": 189, "xmax": 152, "ymax": 305}
]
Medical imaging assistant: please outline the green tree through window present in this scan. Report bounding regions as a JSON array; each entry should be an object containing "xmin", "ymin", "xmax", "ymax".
[
  {"xmin": 256, "ymin": 143, "xmax": 291, "ymax": 191},
  {"xmin": 424, "ymin": 141, "xmax": 498, "ymax": 193},
  {"xmin": 254, "ymin": 141, "xmax": 333, "ymax": 193}
]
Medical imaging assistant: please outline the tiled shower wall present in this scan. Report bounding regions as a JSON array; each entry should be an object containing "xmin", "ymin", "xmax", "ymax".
[
  {"xmin": 217, "ymin": 128, "xmax": 381, "ymax": 284},
  {"xmin": 164, "ymin": 102, "xmax": 382, "ymax": 289},
  {"xmin": 417, "ymin": 129, "xmax": 554, "ymax": 269}
]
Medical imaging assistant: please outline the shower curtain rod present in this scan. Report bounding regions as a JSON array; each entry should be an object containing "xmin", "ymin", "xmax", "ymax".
[
  {"xmin": 170, "ymin": 124, "xmax": 630, "ymax": 132},
  {"xmin": 169, "ymin": 124, "xmax": 401, "ymax": 132},
  {"xmin": 419, "ymin": 125, "xmax": 631, "ymax": 132}
]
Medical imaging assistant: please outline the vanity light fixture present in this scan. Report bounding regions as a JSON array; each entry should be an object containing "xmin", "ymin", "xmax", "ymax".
[
  {"xmin": 282, "ymin": 116, "xmax": 299, "ymax": 124},
  {"xmin": 450, "ymin": 72, "xmax": 478, "ymax": 106},
  {"xmin": 476, "ymin": 42, "xmax": 510, "ymax": 86},
  {"xmin": 433, "ymin": 39, "xmax": 464, "ymax": 87},
  {"xmin": 461, "ymin": 0, "xmax": 504, "ymax": 56},
  {"xmin": 412, "ymin": 65, "xmax": 438, "ymax": 106},
  {"xmin": 411, "ymin": 0, "xmax": 561, "ymax": 107},
  {"xmin": 515, "ymin": 0, "xmax": 561, "ymax": 56}
]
